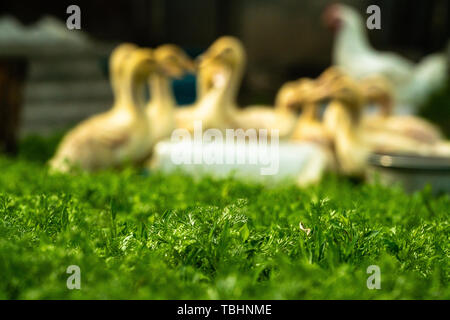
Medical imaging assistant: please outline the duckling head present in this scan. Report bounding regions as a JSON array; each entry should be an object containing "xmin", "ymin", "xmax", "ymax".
[
  {"xmin": 288, "ymin": 78, "xmax": 336, "ymax": 149},
  {"xmin": 320, "ymin": 74, "xmax": 364, "ymax": 120},
  {"xmin": 154, "ymin": 44, "xmax": 196, "ymax": 79},
  {"xmin": 197, "ymin": 36, "xmax": 246, "ymax": 73},
  {"xmin": 109, "ymin": 43, "xmax": 139, "ymax": 91},
  {"xmin": 194, "ymin": 57, "xmax": 233, "ymax": 96},
  {"xmin": 320, "ymin": 75, "xmax": 365, "ymax": 136},
  {"xmin": 280, "ymin": 78, "xmax": 325, "ymax": 120},
  {"xmin": 124, "ymin": 48, "xmax": 156, "ymax": 78},
  {"xmin": 296, "ymin": 78, "xmax": 325, "ymax": 116},
  {"xmin": 275, "ymin": 80, "xmax": 303, "ymax": 114}
]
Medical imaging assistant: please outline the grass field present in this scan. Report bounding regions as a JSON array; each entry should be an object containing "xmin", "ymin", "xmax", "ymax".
[{"xmin": 0, "ymin": 134, "xmax": 448, "ymax": 299}]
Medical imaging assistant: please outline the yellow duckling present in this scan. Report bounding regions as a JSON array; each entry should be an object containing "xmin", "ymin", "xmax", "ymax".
[
  {"xmin": 49, "ymin": 48, "xmax": 155, "ymax": 172},
  {"xmin": 273, "ymin": 79, "xmax": 304, "ymax": 115},
  {"xmin": 319, "ymin": 67, "xmax": 444, "ymax": 144},
  {"xmin": 289, "ymin": 78, "xmax": 334, "ymax": 148},
  {"xmin": 196, "ymin": 36, "xmax": 297, "ymax": 138},
  {"xmin": 319, "ymin": 72, "xmax": 447, "ymax": 176},
  {"xmin": 147, "ymin": 44, "xmax": 195, "ymax": 143},
  {"xmin": 284, "ymin": 77, "xmax": 338, "ymax": 172},
  {"xmin": 109, "ymin": 43, "xmax": 139, "ymax": 104},
  {"xmin": 359, "ymin": 75, "xmax": 444, "ymax": 144},
  {"xmin": 319, "ymin": 73, "xmax": 371, "ymax": 176},
  {"xmin": 175, "ymin": 54, "xmax": 235, "ymax": 132}
]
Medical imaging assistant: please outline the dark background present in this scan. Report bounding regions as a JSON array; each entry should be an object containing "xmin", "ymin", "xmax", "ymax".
[
  {"xmin": 0, "ymin": 0, "xmax": 448, "ymax": 147},
  {"xmin": 1, "ymin": 0, "xmax": 449, "ymax": 103}
]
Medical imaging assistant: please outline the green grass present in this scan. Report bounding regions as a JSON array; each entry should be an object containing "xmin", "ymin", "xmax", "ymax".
[{"xmin": 0, "ymin": 135, "xmax": 448, "ymax": 299}]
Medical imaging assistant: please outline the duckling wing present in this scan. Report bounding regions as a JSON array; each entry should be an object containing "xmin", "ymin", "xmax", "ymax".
[
  {"xmin": 49, "ymin": 111, "xmax": 141, "ymax": 172},
  {"xmin": 88, "ymin": 111, "xmax": 153, "ymax": 162},
  {"xmin": 234, "ymin": 107, "xmax": 296, "ymax": 137},
  {"xmin": 381, "ymin": 116, "xmax": 443, "ymax": 144},
  {"xmin": 360, "ymin": 129, "xmax": 435, "ymax": 156},
  {"xmin": 361, "ymin": 114, "xmax": 443, "ymax": 144},
  {"xmin": 92, "ymin": 114, "xmax": 133, "ymax": 149}
]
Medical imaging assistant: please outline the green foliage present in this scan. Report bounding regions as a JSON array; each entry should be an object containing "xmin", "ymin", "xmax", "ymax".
[
  {"xmin": 0, "ymin": 135, "xmax": 448, "ymax": 299},
  {"xmin": 419, "ymin": 81, "xmax": 450, "ymax": 138}
]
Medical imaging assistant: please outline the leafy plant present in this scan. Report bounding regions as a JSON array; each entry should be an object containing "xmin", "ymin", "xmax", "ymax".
[{"xmin": 0, "ymin": 135, "xmax": 448, "ymax": 299}]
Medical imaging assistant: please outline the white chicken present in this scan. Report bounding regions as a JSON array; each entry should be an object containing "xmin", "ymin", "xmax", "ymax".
[{"xmin": 323, "ymin": 3, "xmax": 448, "ymax": 115}]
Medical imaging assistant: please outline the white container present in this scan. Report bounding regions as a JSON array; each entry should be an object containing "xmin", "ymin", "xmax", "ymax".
[
  {"xmin": 367, "ymin": 152, "xmax": 450, "ymax": 194},
  {"xmin": 149, "ymin": 139, "xmax": 331, "ymax": 186}
]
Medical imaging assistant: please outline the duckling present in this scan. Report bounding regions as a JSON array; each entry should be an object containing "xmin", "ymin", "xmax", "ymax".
[
  {"xmin": 288, "ymin": 78, "xmax": 334, "ymax": 148},
  {"xmin": 358, "ymin": 75, "xmax": 444, "ymax": 144},
  {"xmin": 318, "ymin": 68, "xmax": 444, "ymax": 144},
  {"xmin": 274, "ymin": 78, "xmax": 339, "ymax": 185},
  {"xmin": 175, "ymin": 54, "xmax": 235, "ymax": 132},
  {"xmin": 273, "ymin": 79, "xmax": 304, "ymax": 115},
  {"xmin": 195, "ymin": 36, "xmax": 244, "ymax": 109},
  {"xmin": 319, "ymin": 73, "xmax": 447, "ymax": 176},
  {"xmin": 196, "ymin": 36, "xmax": 297, "ymax": 138},
  {"xmin": 319, "ymin": 74, "xmax": 371, "ymax": 176},
  {"xmin": 108, "ymin": 43, "xmax": 139, "ymax": 106},
  {"xmin": 280, "ymin": 77, "xmax": 338, "ymax": 175},
  {"xmin": 49, "ymin": 48, "xmax": 155, "ymax": 172},
  {"xmin": 147, "ymin": 44, "xmax": 195, "ymax": 143},
  {"xmin": 314, "ymin": 66, "xmax": 348, "ymax": 90}
]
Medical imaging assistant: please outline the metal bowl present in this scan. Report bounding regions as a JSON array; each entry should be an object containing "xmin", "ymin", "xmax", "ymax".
[{"xmin": 367, "ymin": 152, "xmax": 450, "ymax": 194}]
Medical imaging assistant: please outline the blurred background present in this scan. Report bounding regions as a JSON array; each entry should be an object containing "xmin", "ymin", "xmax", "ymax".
[{"xmin": 0, "ymin": 0, "xmax": 449, "ymax": 153}]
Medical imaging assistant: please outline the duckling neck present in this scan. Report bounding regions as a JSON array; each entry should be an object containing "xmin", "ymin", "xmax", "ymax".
[
  {"xmin": 202, "ymin": 65, "xmax": 241, "ymax": 125},
  {"xmin": 196, "ymin": 66, "xmax": 237, "ymax": 118},
  {"xmin": 226, "ymin": 71, "xmax": 239, "ymax": 104},
  {"xmin": 110, "ymin": 72, "xmax": 121, "ymax": 102},
  {"xmin": 225, "ymin": 62, "xmax": 244, "ymax": 108},
  {"xmin": 196, "ymin": 69, "xmax": 209, "ymax": 101},
  {"xmin": 120, "ymin": 75, "xmax": 147, "ymax": 115},
  {"xmin": 111, "ymin": 71, "xmax": 127, "ymax": 110},
  {"xmin": 196, "ymin": 75, "xmax": 229, "ymax": 116},
  {"xmin": 328, "ymin": 101, "xmax": 369, "ymax": 172},
  {"xmin": 304, "ymin": 103, "xmax": 318, "ymax": 120},
  {"xmin": 148, "ymin": 72, "xmax": 176, "ymax": 110},
  {"xmin": 211, "ymin": 58, "xmax": 245, "ymax": 112}
]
